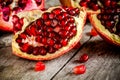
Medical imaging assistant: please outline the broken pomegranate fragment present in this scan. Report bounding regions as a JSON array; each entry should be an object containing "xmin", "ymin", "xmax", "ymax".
[
  {"xmin": 12, "ymin": 6, "xmax": 86, "ymax": 60},
  {"xmin": 0, "ymin": 0, "xmax": 44, "ymax": 32}
]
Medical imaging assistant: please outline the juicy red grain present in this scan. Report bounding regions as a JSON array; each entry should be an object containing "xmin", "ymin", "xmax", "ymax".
[
  {"xmin": 52, "ymin": 8, "xmax": 62, "ymax": 15},
  {"xmin": 35, "ymin": 0, "xmax": 42, "ymax": 6},
  {"xmin": 19, "ymin": 33, "xmax": 27, "ymax": 39},
  {"xmin": 20, "ymin": 43, "xmax": 31, "ymax": 52},
  {"xmin": 35, "ymin": 61, "xmax": 45, "ymax": 71},
  {"xmin": 39, "ymin": 47, "xmax": 47, "ymax": 55},
  {"xmin": 61, "ymin": 39, "xmax": 68, "ymax": 46},
  {"xmin": 12, "ymin": 15, "xmax": 19, "ymax": 24},
  {"xmin": 79, "ymin": 54, "xmax": 89, "ymax": 62},
  {"xmin": 73, "ymin": 65, "xmax": 86, "ymax": 74}
]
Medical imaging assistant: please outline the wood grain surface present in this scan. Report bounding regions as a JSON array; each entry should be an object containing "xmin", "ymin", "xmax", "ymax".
[{"xmin": 0, "ymin": 0, "xmax": 120, "ymax": 80}]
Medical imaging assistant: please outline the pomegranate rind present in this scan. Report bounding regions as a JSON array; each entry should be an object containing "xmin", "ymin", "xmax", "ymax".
[
  {"xmin": 0, "ymin": 0, "xmax": 44, "ymax": 32},
  {"xmin": 89, "ymin": 13, "xmax": 120, "ymax": 46},
  {"xmin": 12, "ymin": 6, "xmax": 87, "ymax": 60},
  {"xmin": 59, "ymin": 0, "xmax": 100, "ymax": 15}
]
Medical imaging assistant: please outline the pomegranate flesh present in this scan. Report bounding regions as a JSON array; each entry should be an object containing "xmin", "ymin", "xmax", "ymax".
[{"xmin": 12, "ymin": 6, "xmax": 87, "ymax": 60}]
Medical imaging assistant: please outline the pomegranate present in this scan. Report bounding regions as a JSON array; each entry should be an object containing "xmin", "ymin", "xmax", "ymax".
[
  {"xmin": 0, "ymin": 0, "xmax": 44, "ymax": 32},
  {"xmin": 59, "ymin": 0, "xmax": 119, "ymax": 14},
  {"xmin": 89, "ymin": 3, "xmax": 120, "ymax": 46},
  {"xmin": 12, "ymin": 6, "xmax": 87, "ymax": 60}
]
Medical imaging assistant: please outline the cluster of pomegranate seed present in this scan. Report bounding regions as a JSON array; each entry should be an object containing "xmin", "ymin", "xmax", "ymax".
[
  {"xmin": 73, "ymin": 53, "xmax": 89, "ymax": 74},
  {"xmin": 97, "ymin": 5, "xmax": 120, "ymax": 36},
  {"xmin": 79, "ymin": 0, "xmax": 119, "ymax": 11},
  {"xmin": 0, "ymin": 0, "xmax": 43, "ymax": 21},
  {"xmin": 12, "ymin": 15, "xmax": 24, "ymax": 33},
  {"xmin": 16, "ymin": 7, "xmax": 80, "ymax": 55}
]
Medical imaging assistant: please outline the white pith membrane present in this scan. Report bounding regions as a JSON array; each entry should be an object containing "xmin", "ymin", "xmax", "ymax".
[
  {"xmin": 0, "ymin": 0, "xmax": 44, "ymax": 31},
  {"xmin": 12, "ymin": 6, "xmax": 86, "ymax": 60},
  {"xmin": 89, "ymin": 13, "xmax": 120, "ymax": 46}
]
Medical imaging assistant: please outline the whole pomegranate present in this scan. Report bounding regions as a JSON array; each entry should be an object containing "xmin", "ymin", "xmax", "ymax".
[
  {"xmin": 0, "ymin": 0, "xmax": 44, "ymax": 32},
  {"xmin": 12, "ymin": 6, "xmax": 87, "ymax": 60}
]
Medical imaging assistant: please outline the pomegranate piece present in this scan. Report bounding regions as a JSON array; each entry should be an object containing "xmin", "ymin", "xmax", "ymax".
[
  {"xmin": 79, "ymin": 54, "xmax": 89, "ymax": 63},
  {"xmin": 12, "ymin": 6, "xmax": 87, "ymax": 60},
  {"xmin": 0, "ymin": 0, "xmax": 44, "ymax": 32},
  {"xmin": 73, "ymin": 65, "xmax": 86, "ymax": 74},
  {"xmin": 35, "ymin": 61, "xmax": 45, "ymax": 71}
]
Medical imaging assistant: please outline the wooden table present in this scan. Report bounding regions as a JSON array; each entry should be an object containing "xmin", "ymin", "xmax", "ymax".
[{"xmin": 0, "ymin": 0, "xmax": 120, "ymax": 80}]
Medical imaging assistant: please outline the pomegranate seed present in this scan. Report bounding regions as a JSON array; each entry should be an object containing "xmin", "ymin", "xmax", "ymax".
[
  {"xmin": 104, "ymin": 0, "xmax": 111, "ymax": 7},
  {"xmin": 48, "ymin": 47, "xmax": 56, "ymax": 53},
  {"xmin": 3, "ymin": 15, "xmax": 9, "ymax": 21},
  {"xmin": 48, "ymin": 32, "xmax": 55, "ymax": 37},
  {"xmin": 51, "ymin": 19, "xmax": 58, "ymax": 27},
  {"xmin": 42, "ymin": 12, "xmax": 49, "ymax": 20},
  {"xmin": 54, "ymin": 44, "xmax": 62, "ymax": 49},
  {"xmin": 35, "ymin": 0, "xmax": 42, "ymax": 6},
  {"xmin": 52, "ymin": 8, "xmax": 62, "ymax": 15},
  {"xmin": 36, "ymin": 18, "xmax": 43, "ymax": 27},
  {"xmin": 73, "ymin": 65, "xmax": 86, "ymax": 74},
  {"xmin": 33, "ymin": 47, "xmax": 39, "ymax": 55},
  {"xmin": 79, "ymin": 54, "xmax": 89, "ymax": 62},
  {"xmin": 92, "ymin": 4, "xmax": 99, "ymax": 11},
  {"xmin": 90, "ymin": 28, "xmax": 98, "ymax": 36},
  {"xmin": 44, "ymin": 20, "xmax": 51, "ymax": 26},
  {"xmin": 61, "ymin": 39, "xmax": 68, "ymax": 46},
  {"xmin": 18, "ymin": 0, "xmax": 28, "ymax": 9},
  {"xmin": 19, "ymin": 18, "xmax": 24, "ymax": 26},
  {"xmin": 42, "ymin": 37, "xmax": 47, "ymax": 45},
  {"xmin": 49, "ymin": 13, "xmax": 54, "ymax": 19},
  {"xmin": 35, "ymin": 61, "xmax": 45, "ymax": 71},
  {"xmin": 36, "ymin": 36, "xmax": 42, "ymax": 42},
  {"xmin": 74, "ymin": 8, "xmax": 80, "ymax": 14},
  {"xmin": 20, "ymin": 43, "xmax": 31, "ymax": 52},
  {"xmin": 2, "ymin": 7, "xmax": 10, "ymax": 16},
  {"xmin": 12, "ymin": 15, "xmax": 19, "ymax": 24},
  {"xmin": 14, "ymin": 22, "xmax": 22, "ymax": 31},
  {"xmin": 47, "ymin": 38, "xmax": 55, "ymax": 46},
  {"xmin": 19, "ymin": 33, "xmax": 27, "ymax": 39},
  {"xmin": 30, "ymin": 25, "xmax": 37, "ymax": 36},
  {"xmin": 79, "ymin": 1, "xmax": 88, "ymax": 8},
  {"xmin": 16, "ymin": 38, "xmax": 22, "ymax": 43},
  {"xmin": 39, "ymin": 47, "xmax": 47, "ymax": 55}
]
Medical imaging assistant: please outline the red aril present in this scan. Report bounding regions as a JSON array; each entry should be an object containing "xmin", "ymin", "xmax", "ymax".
[
  {"xmin": 79, "ymin": 53, "xmax": 89, "ymax": 63},
  {"xmin": 73, "ymin": 64, "xmax": 86, "ymax": 74},
  {"xmin": 90, "ymin": 28, "xmax": 98, "ymax": 36},
  {"xmin": 0, "ymin": 0, "xmax": 44, "ymax": 32},
  {"xmin": 35, "ymin": 61, "xmax": 45, "ymax": 71},
  {"xmin": 12, "ymin": 6, "xmax": 87, "ymax": 60}
]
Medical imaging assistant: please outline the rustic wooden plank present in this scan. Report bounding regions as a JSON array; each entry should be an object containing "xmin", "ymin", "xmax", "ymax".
[
  {"xmin": 53, "ymin": 29, "xmax": 120, "ymax": 80},
  {"xmin": 0, "ymin": 24, "xmax": 91, "ymax": 80}
]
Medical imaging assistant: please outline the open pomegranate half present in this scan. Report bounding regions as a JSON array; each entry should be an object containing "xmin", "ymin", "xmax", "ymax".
[
  {"xmin": 59, "ymin": 0, "xmax": 119, "ymax": 14},
  {"xmin": 89, "ymin": 3, "xmax": 120, "ymax": 46},
  {"xmin": 0, "ymin": 0, "xmax": 44, "ymax": 32},
  {"xmin": 12, "ymin": 6, "xmax": 87, "ymax": 60}
]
